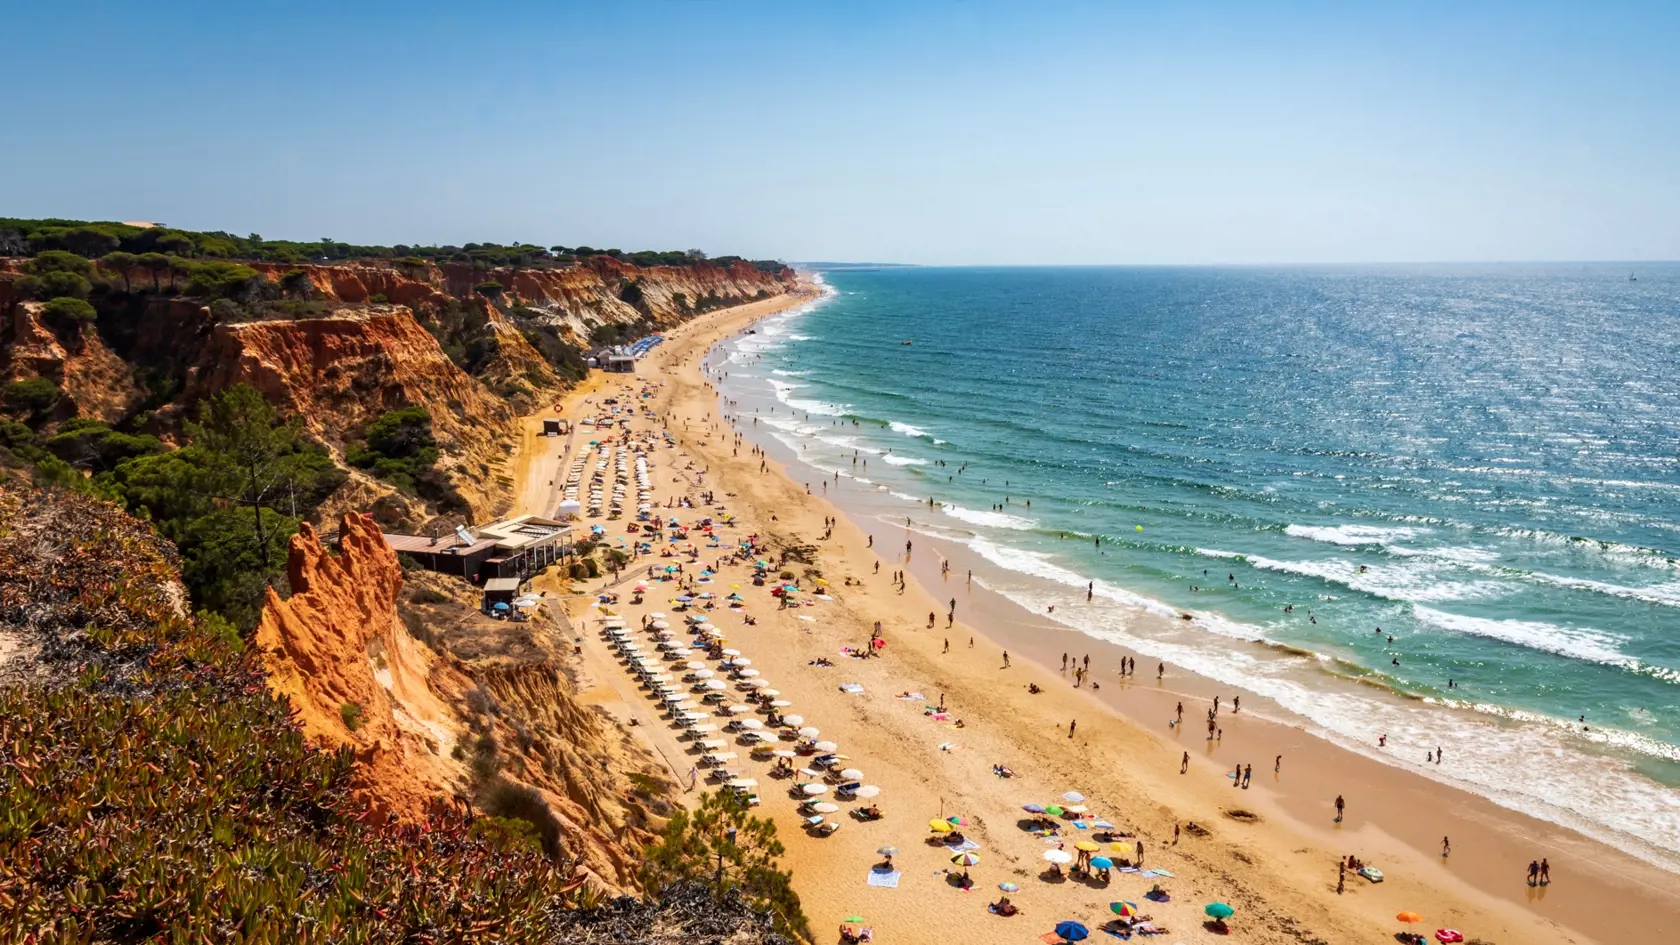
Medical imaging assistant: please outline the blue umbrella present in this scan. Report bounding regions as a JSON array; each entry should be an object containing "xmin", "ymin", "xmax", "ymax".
[
  {"xmin": 1054, "ymin": 920, "xmax": 1089, "ymax": 941},
  {"xmin": 492, "ymin": 602, "xmax": 510, "ymax": 611},
  {"xmin": 1022, "ymin": 804, "xmax": 1046, "ymax": 813},
  {"xmin": 1090, "ymin": 856, "xmax": 1114, "ymax": 870}
]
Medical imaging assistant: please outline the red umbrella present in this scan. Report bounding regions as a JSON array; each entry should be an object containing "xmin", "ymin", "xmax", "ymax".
[{"xmin": 1435, "ymin": 931, "xmax": 1464, "ymax": 944}]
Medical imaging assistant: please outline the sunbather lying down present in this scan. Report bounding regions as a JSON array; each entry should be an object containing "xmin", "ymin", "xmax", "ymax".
[
  {"xmin": 992, "ymin": 764, "xmax": 1016, "ymax": 778},
  {"xmin": 838, "ymin": 925, "xmax": 873, "ymax": 944},
  {"xmin": 988, "ymin": 896, "xmax": 1019, "ymax": 916}
]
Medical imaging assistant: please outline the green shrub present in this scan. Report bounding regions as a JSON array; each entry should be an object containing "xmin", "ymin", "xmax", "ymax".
[
  {"xmin": 3, "ymin": 378, "xmax": 61, "ymax": 416},
  {"xmin": 340, "ymin": 701, "xmax": 364, "ymax": 731},
  {"xmin": 40, "ymin": 296, "xmax": 97, "ymax": 331}
]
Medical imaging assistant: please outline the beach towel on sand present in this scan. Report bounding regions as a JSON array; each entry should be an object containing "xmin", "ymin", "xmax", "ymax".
[
  {"xmin": 840, "ymin": 683, "xmax": 865, "ymax": 694},
  {"xmin": 866, "ymin": 870, "xmax": 901, "ymax": 888}
]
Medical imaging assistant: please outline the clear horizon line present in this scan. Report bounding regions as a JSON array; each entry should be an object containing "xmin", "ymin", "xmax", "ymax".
[{"xmin": 795, "ymin": 259, "xmax": 1677, "ymax": 269}]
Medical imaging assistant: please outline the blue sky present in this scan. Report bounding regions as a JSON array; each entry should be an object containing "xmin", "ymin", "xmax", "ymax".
[{"xmin": 3, "ymin": 1, "xmax": 1676, "ymax": 264}]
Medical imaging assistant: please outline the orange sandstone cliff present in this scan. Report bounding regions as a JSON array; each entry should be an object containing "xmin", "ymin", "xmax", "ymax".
[{"xmin": 256, "ymin": 511, "xmax": 671, "ymax": 891}]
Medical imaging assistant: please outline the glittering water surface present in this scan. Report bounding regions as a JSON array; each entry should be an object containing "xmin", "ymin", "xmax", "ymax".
[{"xmin": 717, "ymin": 265, "xmax": 1680, "ymax": 867}]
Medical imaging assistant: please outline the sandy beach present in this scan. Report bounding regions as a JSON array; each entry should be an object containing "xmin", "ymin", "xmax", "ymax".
[{"xmin": 516, "ymin": 288, "xmax": 1680, "ymax": 945}]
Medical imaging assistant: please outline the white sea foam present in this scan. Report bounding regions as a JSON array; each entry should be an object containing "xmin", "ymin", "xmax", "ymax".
[
  {"xmin": 783, "ymin": 397, "xmax": 849, "ymax": 417},
  {"xmin": 881, "ymin": 454, "xmax": 927, "ymax": 466},
  {"xmin": 940, "ymin": 505, "xmax": 1037, "ymax": 531},
  {"xmin": 1286, "ymin": 523, "xmax": 1431, "ymax": 545},
  {"xmin": 889, "ymin": 421, "xmax": 933, "ymax": 439},
  {"xmin": 1244, "ymin": 554, "xmax": 1507, "ymax": 603},
  {"xmin": 1412, "ymin": 605, "xmax": 1635, "ymax": 667}
]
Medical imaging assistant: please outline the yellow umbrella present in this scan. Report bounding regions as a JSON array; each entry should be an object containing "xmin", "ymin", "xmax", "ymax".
[
  {"xmin": 928, "ymin": 819, "xmax": 954, "ymax": 833},
  {"xmin": 1075, "ymin": 841, "xmax": 1101, "ymax": 852},
  {"xmin": 814, "ymin": 577, "xmax": 828, "ymax": 585},
  {"xmin": 1110, "ymin": 842, "xmax": 1130, "ymax": 852}
]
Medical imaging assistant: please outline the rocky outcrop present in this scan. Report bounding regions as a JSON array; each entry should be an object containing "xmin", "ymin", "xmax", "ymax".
[
  {"xmin": 254, "ymin": 512, "xmax": 463, "ymax": 821},
  {"xmin": 0, "ymin": 301, "xmax": 144, "ymax": 423},
  {"xmin": 257, "ymin": 512, "xmax": 673, "ymax": 893},
  {"xmin": 184, "ymin": 305, "xmax": 516, "ymax": 519}
]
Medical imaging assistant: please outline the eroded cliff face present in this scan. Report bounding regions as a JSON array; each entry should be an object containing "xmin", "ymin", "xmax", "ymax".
[
  {"xmin": 183, "ymin": 305, "xmax": 516, "ymax": 519},
  {"xmin": 257, "ymin": 511, "xmax": 672, "ymax": 892},
  {"xmin": 0, "ymin": 302, "xmax": 144, "ymax": 423},
  {"xmin": 254, "ymin": 513, "xmax": 463, "ymax": 821}
]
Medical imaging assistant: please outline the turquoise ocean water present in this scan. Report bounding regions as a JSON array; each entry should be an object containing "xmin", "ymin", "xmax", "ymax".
[{"xmin": 712, "ymin": 265, "xmax": 1680, "ymax": 868}]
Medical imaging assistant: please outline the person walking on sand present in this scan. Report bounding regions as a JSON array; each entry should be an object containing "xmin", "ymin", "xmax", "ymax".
[
  {"xmin": 1540, "ymin": 858, "xmax": 1550, "ymax": 884},
  {"xmin": 1527, "ymin": 860, "xmax": 1540, "ymax": 886},
  {"xmin": 1275, "ymin": 754, "xmax": 1282, "ymax": 774},
  {"xmin": 1157, "ymin": 662, "xmax": 1164, "ymax": 680},
  {"xmin": 1242, "ymin": 763, "xmax": 1252, "ymax": 788},
  {"xmin": 1176, "ymin": 701, "xmax": 1183, "ymax": 723},
  {"xmin": 1442, "ymin": 836, "xmax": 1450, "ymax": 858},
  {"xmin": 1174, "ymin": 822, "xmax": 1181, "ymax": 844},
  {"xmin": 1069, "ymin": 719, "xmax": 1077, "ymax": 738},
  {"xmin": 943, "ymin": 638, "xmax": 949, "ymax": 653},
  {"xmin": 1334, "ymin": 794, "xmax": 1346, "ymax": 823},
  {"xmin": 1002, "ymin": 651, "xmax": 1011, "ymax": 668},
  {"xmin": 1062, "ymin": 653, "xmax": 1068, "ymax": 671},
  {"xmin": 1232, "ymin": 762, "xmax": 1241, "ymax": 786},
  {"xmin": 1181, "ymin": 751, "xmax": 1190, "ymax": 774},
  {"xmin": 1135, "ymin": 840, "xmax": 1144, "ymax": 868}
]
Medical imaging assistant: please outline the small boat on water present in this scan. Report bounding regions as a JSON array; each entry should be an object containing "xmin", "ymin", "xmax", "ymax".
[{"xmin": 901, "ymin": 340, "xmax": 913, "ymax": 346}]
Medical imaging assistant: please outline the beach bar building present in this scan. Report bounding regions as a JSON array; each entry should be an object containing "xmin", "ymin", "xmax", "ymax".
[{"xmin": 380, "ymin": 514, "xmax": 572, "ymax": 583}]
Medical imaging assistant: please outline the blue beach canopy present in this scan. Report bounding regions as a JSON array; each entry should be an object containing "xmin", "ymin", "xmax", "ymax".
[{"xmin": 1054, "ymin": 920, "xmax": 1089, "ymax": 941}]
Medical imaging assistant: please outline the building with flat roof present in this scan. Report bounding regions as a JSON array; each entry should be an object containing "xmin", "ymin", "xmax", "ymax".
[{"xmin": 381, "ymin": 514, "xmax": 572, "ymax": 582}]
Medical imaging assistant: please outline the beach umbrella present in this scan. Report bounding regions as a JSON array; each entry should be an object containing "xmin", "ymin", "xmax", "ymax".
[
  {"xmin": 877, "ymin": 846, "xmax": 900, "ymax": 856},
  {"xmin": 702, "ymin": 680, "xmax": 726, "ymax": 690},
  {"xmin": 737, "ymin": 668, "xmax": 761, "ymax": 677},
  {"xmin": 1064, "ymin": 805, "xmax": 1088, "ymax": 814},
  {"xmin": 650, "ymin": 620, "xmax": 670, "ymax": 630},
  {"xmin": 1074, "ymin": 841, "xmax": 1101, "ymax": 852},
  {"xmin": 951, "ymin": 852, "xmax": 980, "ymax": 867},
  {"xmin": 769, "ymin": 699, "xmax": 792, "ymax": 707},
  {"xmin": 999, "ymin": 882, "xmax": 1019, "ymax": 892},
  {"xmin": 813, "ymin": 741, "xmax": 838, "ymax": 752},
  {"xmin": 798, "ymin": 727, "xmax": 820, "ymax": 738},
  {"xmin": 1109, "ymin": 842, "xmax": 1130, "ymax": 852},
  {"xmin": 947, "ymin": 815, "xmax": 967, "ymax": 826},
  {"xmin": 685, "ymin": 661, "xmax": 707, "ymax": 670},
  {"xmin": 1434, "ymin": 931, "xmax": 1464, "ymax": 944},
  {"xmin": 731, "ymin": 657, "xmax": 752, "ymax": 666},
  {"xmin": 772, "ymin": 749, "xmax": 797, "ymax": 758},
  {"xmin": 840, "ymin": 768, "xmax": 864, "ymax": 780},
  {"xmin": 693, "ymin": 669, "xmax": 716, "ymax": 679},
  {"xmin": 1204, "ymin": 903, "xmax": 1235, "ymax": 920},
  {"xmin": 781, "ymin": 715, "xmax": 806, "ymax": 726},
  {"xmin": 1397, "ymin": 912, "xmax": 1423, "ymax": 925},
  {"xmin": 722, "ymin": 648, "xmax": 741, "ymax": 657},
  {"xmin": 727, "ymin": 778, "xmax": 758, "ymax": 789},
  {"xmin": 1043, "ymin": 850, "xmax": 1073, "ymax": 864},
  {"xmin": 727, "ymin": 704, "xmax": 754, "ymax": 714},
  {"xmin": 798, "ymin": 768, "xmax": 823, "ymax": 779},
  {"xmin": 1062, "ymin": 791, "xmax": 1085, "ymax": 803},
  {"xmin": 854, "ymin": 785, "xmax": 881, "ymax": 798},
  {"xmin": 1053, "ymin": 920, "xmax": 1089, "ymax": 941},
  {"xmin": 1044, "ymin": 805, "xmax": 1065, "ymax": 817},
  {"xmin": 1108, "ymin": 900, "xmax": 1138, "ymax": 917},
  {"xmin": 758, "ymin": 689, "xmax": 780, "ymax": 697},
  {"xmin": 650, "ymin": 612, "xmax": 667, "ymax": 619},
  {"xmin": 1022, "ymin": 804, "xmax": 1046, "ymax": 813},
  {"xmin": 801, "ymin": 783, "xmax": 827, "ymax": 796},
  {"xmin": 812, "ymin": 802, "xmax": 840, "ymax": 813},
  {"xmin": 844, "ymin": 916, "xmax": 865, "ymax": 924},
  {"xmin": 928, "ymin": 819, "xmax": 954, "ymax": 833},
  {"xmin": 738, "ymin": 719, "xmax": 764, "ymax": 729},
  {"xmin": 1090, "ymin": 856, "xmax": 1115, "ymax": 870}
]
